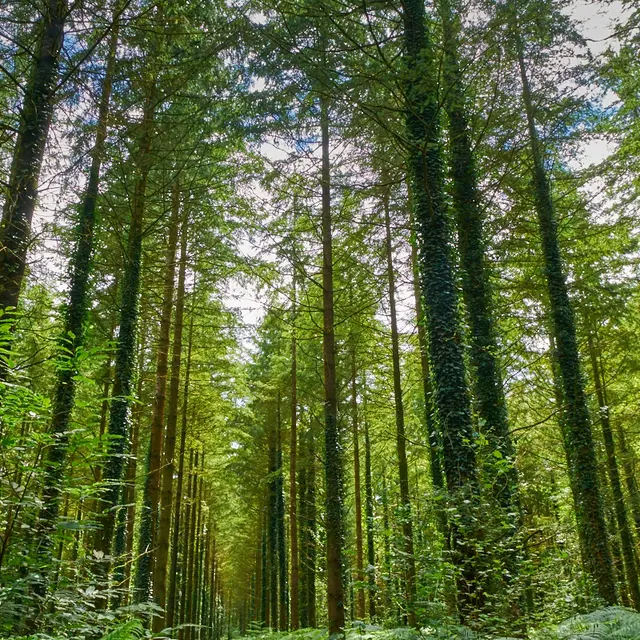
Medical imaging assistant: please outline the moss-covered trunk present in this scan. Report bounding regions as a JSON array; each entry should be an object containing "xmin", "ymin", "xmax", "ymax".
[
  {"xmin": 513, "ymin": 20, "xmax": 617, "ymax": 604},
  {"xmin": 401, "ymin": 0, "xmax": 480, "ymax": 617},
  {"xmin": 30, "ymin": 17, "xmax": 119, "ymax": 604},
  {"xmin": 93, "ymin": 86, "xmax": 156, "ymax": 581},
  {"xmin": 440, "ymin": 0, "xmax": 518, "ymax": 514},
  {"xmin": 0, "ymin": 0, "xmax": 67, "ymax": 319}
]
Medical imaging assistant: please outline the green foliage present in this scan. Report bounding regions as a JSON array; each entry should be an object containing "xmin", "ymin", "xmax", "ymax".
[
  {"xmin": 533, "ymin": 607, "xmax": 640, "ymax": 640},
  {"xmin": 100, "ymin": 620, "xmax": 145, "ymax": 640},
  {"xmin": 239, "ymin": 626, "xmax": 479, "ymax": 640}
]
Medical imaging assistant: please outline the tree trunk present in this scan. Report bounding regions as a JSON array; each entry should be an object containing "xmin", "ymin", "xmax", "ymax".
[
  {"xmin": 363, "ymin": 417, "xmax": 376, "ymax": 621},
  {"xmin": 0, "ymin": 0, "xmax": 67, "ymax": 319},
  {"xmin": 93, "ymin": 84, "xmax": 156, "ymax": 580},
  {"xmin": 401, "ymin": 0, "xmax": 480, "ymax": 617},
  {"xmin": 290, "ymin": 267, "xmax": 300, "ymax": 630},
  {"xmin": 168, "ymin": 297, "xmax": 195, "ymax": 629},
  {"xmin": 29, "ymin": 17, "xmax": 119, "ymax": 604},
  {"xmin": 156, "ymin": 200, "xmax": 189, "ymax": 630},
  {"xmin": 409, "ymin": 219, "xmax": 448, "ymax": 542},
  {"xmin": 381, "ymin": 472, "xmax": 391, "ymax": 617},
  {"xmin": 513, "ymin": 17, "xmax": 617, "ymax": 604},
  {"xmin": 299, "ymin": 422, "xmax": 318, "ymax": 628},
  {"xmin": 320, "ymin": 93, "xmax": 345, "ymax": 637},
  {"xmin": 261, "ymin": 508, "xmax": 268, "ymax": 627},
  {"xmin": 122, "ymin": 338, "xmax": 146, "ymax": 604},
  {"xmin": 268, "ymin": 414, "xmax": 279, "ymax": 630},
  {"xmin": 184, "ymin": 452, "xmax": 200, "ymax": 640},
  {"xmin": 440, "ymin": 0, "xmax": 517, "ymax": 512},
  {"xmin": 276, "ymin": 395, "xmax": 289, "ymax": 630},
  {"xmin": 179, "ymin": 449, "xmax": 195, "ymax": 637},
  {"xmin": 383, "ymin": 190, "xmax": 417, "ymax": 627},
  {"xmin": 298, "ymin": 431, "xmax": 309, "ymax": 629},
  {"xmin": 135, "ymin": 178, "xmax": 180, "ymax": 604},
  {"xmin": 588, "ymin": 331, "xmax": 640, "ymax": 608},
  {"xmin": 351, "ymin": 349, "xmax": 365, "ymax": 621},
  {"xmin": 191, "ymin": 475, "xmax": 204, "ymax": 634}
]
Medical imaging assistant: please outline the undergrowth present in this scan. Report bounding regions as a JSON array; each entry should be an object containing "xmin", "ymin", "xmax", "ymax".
[{"xmin": 239, "ymin": 607, "xmax": 640, "ymax": 640}]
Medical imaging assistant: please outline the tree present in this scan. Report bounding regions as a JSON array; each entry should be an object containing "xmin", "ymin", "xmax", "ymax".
[
  {"xmin": 0, "ymin": 0, "xmax": 67, "ymax": 320},
  {"xmin": 508, "ymin": 1, "xmax": 617, "ymax": 604},
  {"xmin": 401, "ymin": 0, "xmax": 481, "ymax": 617}
]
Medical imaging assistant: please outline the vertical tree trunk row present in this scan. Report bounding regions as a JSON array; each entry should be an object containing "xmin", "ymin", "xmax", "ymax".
[
  {"xmin": 588, "ymin": 331, "xmax": 640, "ymax": 608},
  {"xmin": 156, "ymin": 198, "xmax": 189, "ymax": 630},
  {"xmin": 135, "ymin": 179, "xmax": 180, "ymax": 604},
  {"xmin": 93, "ymin": 83, "xmax": 156, "ymax": 578}
]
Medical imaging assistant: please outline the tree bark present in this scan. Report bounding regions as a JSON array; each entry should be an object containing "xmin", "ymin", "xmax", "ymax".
[
  {"xmin": 0, "ymin": 0, "xmax": 67, "ymax": 319},
  {"xmin": 156, "ymin": 200, "xmax": 189, "ymax": 630},
  {"xmin": 320, "ymin": 93, "xmax": 345, "ymax": 637},
  {"xmin": 383, "ymin": 190, "xmax": 417, "ymax": 627},
  {"xmin": 588, "ymin": 331, "xmax": 640, "ymax": 608},
  {"xmin": 513, "ymin": 16, "xmax": 617, "ymax": 604},
  {"xmin": 135, "ymin": 178, "xmax": 180, "ymax": 604},
  {"xmin": 29, "ymin": 17, "xmax": 119, "ymax": 604},
  {"xmin": 401, "ymin": 0, "xmax": 480, "ymax": 617}
]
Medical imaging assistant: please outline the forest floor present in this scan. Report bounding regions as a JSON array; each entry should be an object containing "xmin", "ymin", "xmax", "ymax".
[{"xmin": 235, "ymin": 608, "xmax": 640, "ymax": 640}]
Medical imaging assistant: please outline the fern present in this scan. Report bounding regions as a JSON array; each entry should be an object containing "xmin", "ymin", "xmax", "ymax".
[
  {"xmin": 100, "ymin": 619, "xmax": 145, "ymax": 640},
  {"xmin": 536, "ymin": 606, "xmax": 640, "ymax": 640}
]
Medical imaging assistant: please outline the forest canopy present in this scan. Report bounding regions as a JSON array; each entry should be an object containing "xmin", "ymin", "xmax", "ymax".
[{"xmin": 1, "ymin": 0, "xmax": 640, "ymax": 639}]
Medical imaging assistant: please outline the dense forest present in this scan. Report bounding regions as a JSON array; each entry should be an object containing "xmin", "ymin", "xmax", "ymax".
[{"xmin": 1, "ymin": 0, "xmax": 640, "ymax": 638}]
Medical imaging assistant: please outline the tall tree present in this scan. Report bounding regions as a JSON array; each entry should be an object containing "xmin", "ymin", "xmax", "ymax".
[
  {"xmin": 510, "ymin": 6, "xmax": 617, "ymax": 604},
  {"xmin": 382, "ymin": 188, "xmax": 416, "ymax": 627},
  {"xmin": 320, "ymin": 92, "xmax": 346, "ymax": 635},
  {"xmin": 134, "ymin": 178, "xmax": 180, "ymax": 603},
  {"xmin": 155, "ymin": 201, "xmax": 189, "ymax": 630},
  {"xmin": 29, "ymin": 14, "xmax": 119, "ymax": 603},
  {"xmin": 0, "ymin": 0, "xmax": 67, "ymax": 318},
  {"xmin": 401, "ymin": 0, "xmax": 480, "ymax": 617},
  {"xmin": 439, "ymin": 0, "xmax": 518, "ymax": 512}
]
